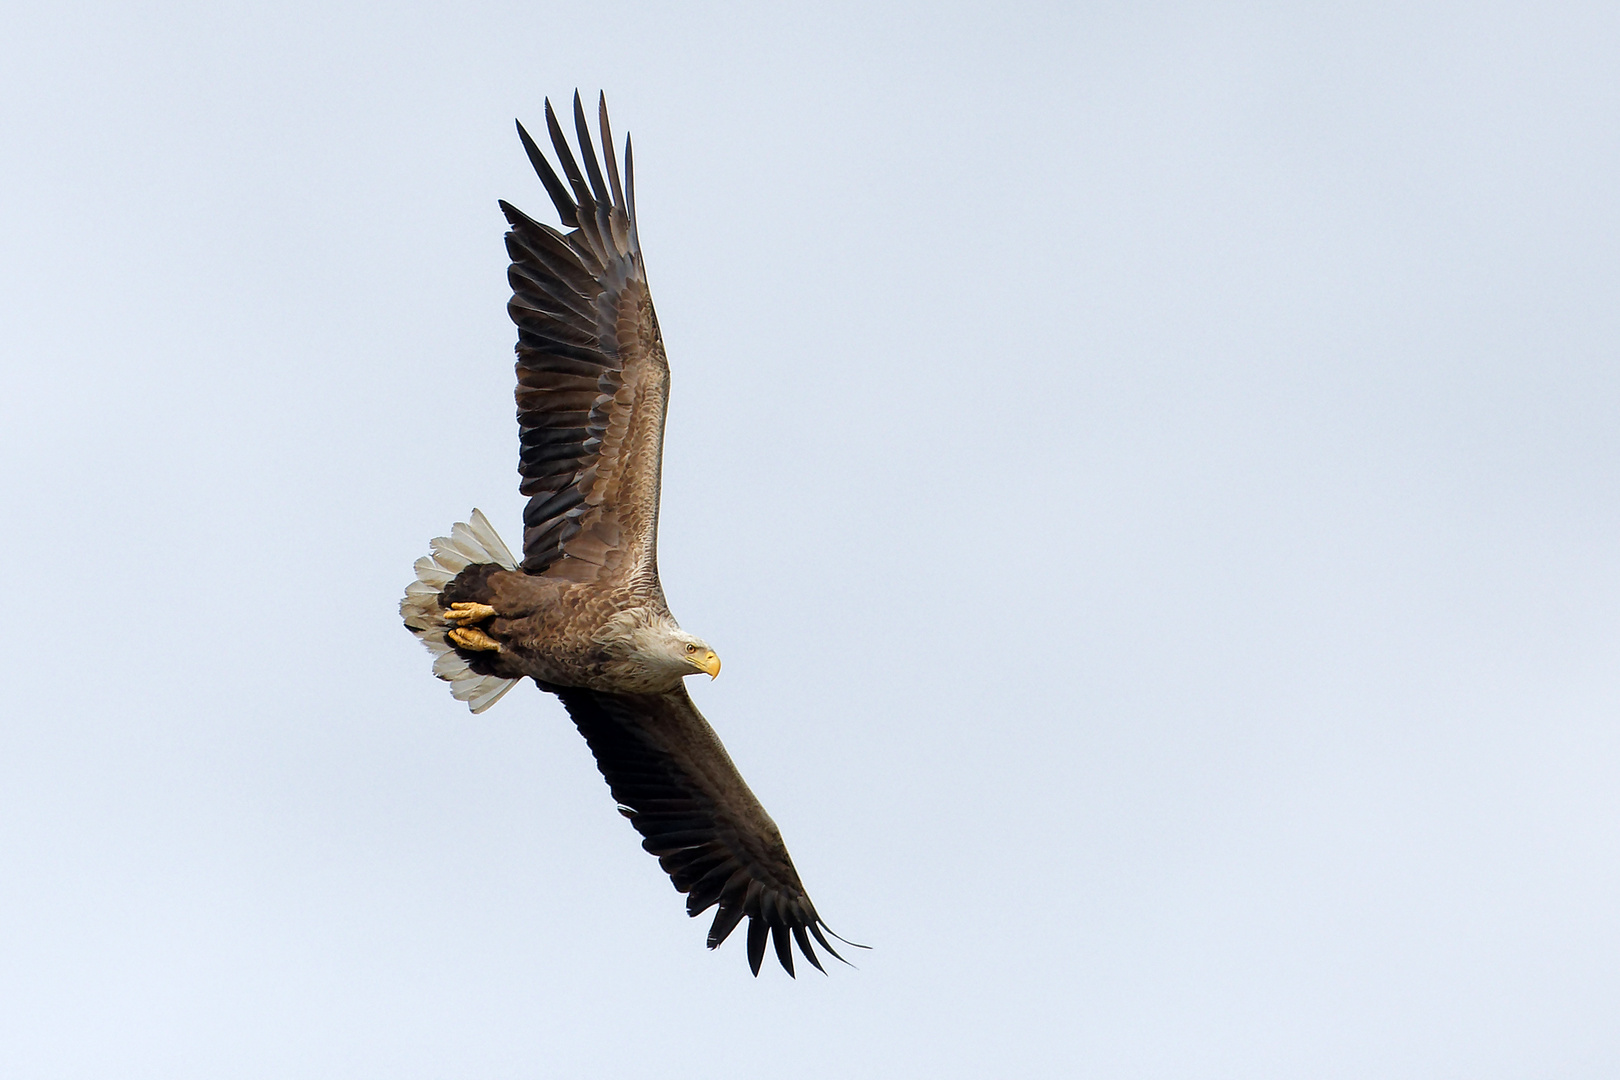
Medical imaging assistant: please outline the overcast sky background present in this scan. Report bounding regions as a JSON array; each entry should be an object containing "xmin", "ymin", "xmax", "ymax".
[{"xmin": 3, "ymin": 1, "xmax": 1618, "ymax": 1076}]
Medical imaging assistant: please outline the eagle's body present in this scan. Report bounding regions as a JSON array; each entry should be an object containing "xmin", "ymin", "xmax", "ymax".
[
  {"xmin": 440, "ymin": 564, "xmax": 681, "ymax": 693},
  {"xmin": 400, "ymin": 93, "xmax": 851, "ymax": 977}
]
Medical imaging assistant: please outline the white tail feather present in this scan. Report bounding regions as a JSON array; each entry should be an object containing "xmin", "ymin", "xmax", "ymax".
[
  {"xmin": 401, "ymin": 509, "xmax": 520, "ymax": 714},
  {"xmin": 462, "ymin": 512, "xmax": 518, "ymax": 567}
]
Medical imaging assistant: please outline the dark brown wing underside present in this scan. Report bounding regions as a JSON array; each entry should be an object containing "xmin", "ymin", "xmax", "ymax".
[
  {"xmin": 545, "ymin": 683, "xmax": 848, "ymax": 976},
  {"xmin": 503, "ymin": 93, "xmax": 662, "ymax": 577}
]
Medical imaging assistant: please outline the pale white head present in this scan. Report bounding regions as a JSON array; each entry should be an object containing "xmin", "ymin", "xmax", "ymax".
[
  {"xmin": 622, "ymin": 622, "xmax": 721, "ymax": 688},
  {"xmin": 594, "ymin": 611, "xmax": 724, "ymax": 693},
  {"xmin": 665, "ymin": 628, "xmax": 722, "ymax": 680}
]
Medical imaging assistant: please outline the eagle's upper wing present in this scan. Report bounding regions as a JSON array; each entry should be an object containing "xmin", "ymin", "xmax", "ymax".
[
  {"xmin": 501, "ymin": 93, "xmax": 667, "ymax": 584},
  {"xmin": 547, "ymin": 684, "xmax": 853, "ymax": 976}
]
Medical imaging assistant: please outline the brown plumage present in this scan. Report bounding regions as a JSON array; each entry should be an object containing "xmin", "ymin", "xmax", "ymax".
[{"xmin": 400, "ymin": 92, "xmax": 856, "ymax": 976}]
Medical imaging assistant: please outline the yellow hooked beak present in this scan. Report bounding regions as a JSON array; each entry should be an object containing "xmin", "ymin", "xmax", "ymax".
[{"xmin": 696, "ymin": 649, "xmax": 721, "ymax": 679}]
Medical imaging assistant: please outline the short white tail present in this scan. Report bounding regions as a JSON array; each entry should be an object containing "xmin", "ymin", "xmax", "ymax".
[{"xmin": 400, "ymin": 509, "xmax": 521, "ymax": 713}]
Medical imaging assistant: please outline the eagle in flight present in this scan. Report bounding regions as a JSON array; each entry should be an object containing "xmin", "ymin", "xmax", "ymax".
[{"xmin": 401, "ymin": 92, "xmax": 854, "ymax": 976}]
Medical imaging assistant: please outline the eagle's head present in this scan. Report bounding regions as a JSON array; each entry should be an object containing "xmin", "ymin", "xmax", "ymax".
[
  {"xmin": 602, "ymin": 614, "xmax": 722, "ymax": 692},
  {"xmin": 661, "ymin": 628, "xmax": 722, "ymax": 681}
]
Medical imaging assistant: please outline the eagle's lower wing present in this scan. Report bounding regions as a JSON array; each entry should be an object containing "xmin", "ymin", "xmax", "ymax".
[
  {"xmin": 546, "ymin": 684, "xmax": 849, "ymax": 976},
  {"xmin": 501, "ymin": 93, "xmax": 667, "ymax": 584}
]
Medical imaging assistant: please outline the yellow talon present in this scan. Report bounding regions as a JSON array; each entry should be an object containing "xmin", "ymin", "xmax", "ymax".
[
  {"xmin": 444, "ymin": 602, "xmax": 498, "ymax": 625},
  {"xmin": 447, "ymin": 626, "xmax": 503, "ymax": 653}
]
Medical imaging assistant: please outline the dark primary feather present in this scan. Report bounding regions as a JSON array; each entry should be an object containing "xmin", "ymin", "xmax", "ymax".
[
  {"xmin": 572, "ymin": 93, "xmax": 613, "ymax": 209},
  {"xmin": 515, "ymin": 121, "xmax": 578, "ymax": 228},
  {"xmin": 546, "ymin": 684, "xmax": 851, "ymax": 976},
  {"xmin": 597, "ymin": 97, "xmax": 626, "ymax": 211}
]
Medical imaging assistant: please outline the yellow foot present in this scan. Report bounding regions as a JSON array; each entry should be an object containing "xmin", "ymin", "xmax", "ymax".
[
  {"xmin": 447, "ymin": 626, "xmax": 503, "ymax": 653},
  {"xmin": 444, "ymin": 602, "xmax": 498, "ymax": 625}
]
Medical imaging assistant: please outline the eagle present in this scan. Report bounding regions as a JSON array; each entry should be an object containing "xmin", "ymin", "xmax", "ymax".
[{"xmin": 400, "ymin": 92, "xmax": 855, "ymax": 977}]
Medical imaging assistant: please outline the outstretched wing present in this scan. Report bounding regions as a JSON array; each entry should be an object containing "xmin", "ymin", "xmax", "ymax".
[
  {"xmin": 547, "ymin": 684, "xmax": 853, "ymax": 976},
  {"xmin": 501, "ymin": 92, "xmax": 667, "ymax": 584}
]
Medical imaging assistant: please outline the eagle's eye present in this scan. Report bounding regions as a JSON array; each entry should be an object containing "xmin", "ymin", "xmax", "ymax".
[{"xmin": 685, "ymin": 643, "xmax": 697, "ymax": 653}]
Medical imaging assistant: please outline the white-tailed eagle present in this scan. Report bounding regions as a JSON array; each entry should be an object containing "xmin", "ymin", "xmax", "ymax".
[{"xmin": 401, "ymin": 93, "xmax": 855, "ymax": 977}]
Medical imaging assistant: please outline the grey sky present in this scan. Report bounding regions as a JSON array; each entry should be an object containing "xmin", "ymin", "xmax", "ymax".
[{"xmin": 3, "ymin": 2, "xmax": 1618, "ymax": 1076}]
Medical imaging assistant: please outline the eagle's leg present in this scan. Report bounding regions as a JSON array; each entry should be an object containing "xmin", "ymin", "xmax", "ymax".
[
  {"xmin": 447, "ymin": 626, "xmax": 503, "ymax": 652},
  {"xmin": 444, "ymin": 602, "xmax": 498, "ymax": 624}
]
